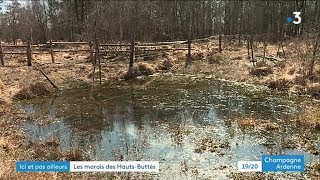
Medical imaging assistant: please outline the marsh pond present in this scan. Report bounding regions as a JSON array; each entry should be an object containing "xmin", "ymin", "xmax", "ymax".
[{"xmin": 16, "ymin": 75, "xmax": 320, "ymax": 179}]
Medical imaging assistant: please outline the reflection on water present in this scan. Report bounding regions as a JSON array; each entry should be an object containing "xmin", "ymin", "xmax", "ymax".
[{"xmin": 17, "ymin": 76, "xmax": 320, "ymax": 178}]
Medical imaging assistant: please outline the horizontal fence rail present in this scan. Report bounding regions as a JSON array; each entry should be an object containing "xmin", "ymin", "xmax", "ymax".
[{"xmin": 0, "ymin": 34, "xmax": 272, "ymax": 67}]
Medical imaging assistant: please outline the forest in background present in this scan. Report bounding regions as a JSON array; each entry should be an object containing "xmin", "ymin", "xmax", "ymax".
[{"xmin": 0, "ymin": 0, "xmax": 319, "ymax": 44}]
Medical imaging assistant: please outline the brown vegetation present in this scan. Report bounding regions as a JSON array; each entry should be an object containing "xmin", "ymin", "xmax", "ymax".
[
  {"xmin": 87, "ymin": 70, "xmax": 107, "ymax": 79},
  {"xmin": 236, "ymin": 117, "xmax": 279, "ymax": 131},
  {"xmin": 192, "ymin": 51, "xmax": 205, "ymax": 61},
  {"xmin": 156, "ymin": 58, "xmax": 173, "ymax": 71},
  {"xmin": 0, "ymin": 1, "xmax": 319, "ymax": 179},
  {"xmin": 64, "ymin": 149, "xmax": 89, "ymax": 161},
  {"xmin": 315, "ymin": 161, "xmax": 320, "ymax": 173},
  {"xmin": 138, "ymin": 62, "xmax": 156, "ymax": 75},
  {"xmin": 46, "ymin": 137, "xmax": 60, "ymax": 147},
  {"xmin": 249, "ymin": 66, "xmax": 273, "ymax": 76},
  {"xmin": 266, "ymin": 78, "xmax": 291, "ymax": 90},
  {"xmin": 121, "ymin": 62, "xmax": 156, "ymax": 80},
  {"xmin": 207, "ymin": 51, "xmax": 223, "ymax": 64},
  {"xmin": 194, "ymin": 138, "xmax": 229, "ymax": 154},
  {"xmin": 28, "ymin": 140, "xmax": 88, "ymax": 161},
  {"xmin": 260, "ymin": 122, "xmax": 279, "ymax": 131},
  {"xmin": 306, "ymin": 83, "xmax": 320, "ymax": 98},
  {"xmin": 12, "ymin": 82, "xmax": 55, "ymax": 100},
  {"xmin": 237, "ymin": 118, "xmax": 261, "ymax": 128},
  {"xmin": 297, "ymin": 106, "xmax": 320, "ymax": 130},
  {"xmin": 1, "ymin": 33, "xmax": 320, "ymax": 179}
]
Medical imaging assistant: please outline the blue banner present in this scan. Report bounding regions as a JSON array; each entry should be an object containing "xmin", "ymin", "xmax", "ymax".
[
  {"xmin": 262, "ymin": 155, "xmax": 304, "ymax": 172},
  {"xmin": 16, "ymin": 161, "xmax": 70, "ymax": 172}
]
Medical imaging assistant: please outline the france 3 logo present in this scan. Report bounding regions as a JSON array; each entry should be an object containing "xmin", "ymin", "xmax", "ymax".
[{"xmin": 287, "ymin": 12, "xmax": 302, "ymax": 25}]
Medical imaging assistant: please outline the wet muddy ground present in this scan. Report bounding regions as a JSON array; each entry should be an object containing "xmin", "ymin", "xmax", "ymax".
[{"xmin": 16, "ymin": 75, "xmax": 320, "ymax": 179}]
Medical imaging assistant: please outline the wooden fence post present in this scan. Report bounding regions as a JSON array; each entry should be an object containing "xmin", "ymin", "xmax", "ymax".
[
  {"xmin": 185, "ymin": 24, "xmax": 192, "ymax": 67},
  {"xmin": 27, "ymin": 40, "xmax": 32, "ymax": 66},
  {"xmin": 219, "ymin": 33, "xmax": 222, "ymax": 52},
  {"xmin": 50, "ymin": 40, "xmax": 55, "ymax": 63},
  {"xmin": 97, "ymin": 40, "xmax": 101, "ymax": 86},
  {"xmin": 0, "ymin": 39, "xmax": 4, "ymax": 66},
  {"xmin": 129, "ymin": 33, "xmax": 135, "ymax": 69},
  {"xmin": 263, "ymin": 39, "xmax": 267, "ymax": 62},
  {"xmin": 281, "ymin": 42, "xmax": 285, "ymax": 57},
  {"xmin": 93, "ymin": 39, "xmax": 101, "ymax": 86},
  {"xmin": 277, "ymin": 41, "xmax": 286, "ymax": 57},
  {"xmin": 89, "ymin": 41, "xmax": 94, "ymax": 64},
  {"xmin": 92, "ymin": 41, "xmax": 97, "ymax": 85},
  {"xmin": 246, "ymin": 37, "xmax": 250, "ymax": 56},
  {"xmin": 250, "ymin": 34, "xmax": 255, "ymax": 66},
  {"xmin": 186, "ymin": 38, "xmax": 192, "ymax": 66}
]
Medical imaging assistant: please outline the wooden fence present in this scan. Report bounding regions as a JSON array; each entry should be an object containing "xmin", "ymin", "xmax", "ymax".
[
  {"xmin": 0, "ymin": 34, "xmax": 286, "ymax": 87},
  {"xmin": 0, "ymin": 38, "xmax": 193, "ymax": 67},
  {"xmin": 0, "ymin": 33, "xmax": 282, "ymax": 67}
]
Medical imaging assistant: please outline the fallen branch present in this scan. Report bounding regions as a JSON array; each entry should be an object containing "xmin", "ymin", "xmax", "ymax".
[
  {"xmin": 137, "ymin": 41, "xmax": 187, "ymax": 46},
  {"xmin": 47, "ymin": 41, "xmax": 88, "ymax": 45},
  {"xmin": 136, "ymin": 48, "xmax": 194, "ymax": 51},
  {"xmin": 36, "ymin": 68, "xmax": 60, "ymax": 91},
  {"xmin": 256, "ymin": 55, "xmax": 283, "ymax": 62}
]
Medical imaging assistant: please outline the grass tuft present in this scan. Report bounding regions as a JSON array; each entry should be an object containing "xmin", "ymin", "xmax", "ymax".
[{"xmin": 13, "ymin": 82, "xmax": 54, "ymax": 100}]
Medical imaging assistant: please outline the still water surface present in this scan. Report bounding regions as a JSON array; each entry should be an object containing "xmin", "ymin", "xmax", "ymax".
[{"xmin": 17, "ymin": 76, "xmax": 320, "ymax": 178}]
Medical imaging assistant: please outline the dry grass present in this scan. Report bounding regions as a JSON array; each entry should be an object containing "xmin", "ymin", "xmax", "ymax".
[
  {"xmin": 64, "ymin": 149, "xmax": 89, "ymax": 161},
  {"xmin": 236, "ymin": 117, "xmax": 279, "ymax": 131},
  {"xmin": 306, "ymin": 83, "xmax": 320, "ymax": 98},
  {"xmin": 237, "ymin": 118, "xmax": 261, "ymax": 128},
  {"xmin": 191, "ymin": 51, "xmax": 205, "ymax": 61},
  {"xmin": 12, "ymin": 82, "xmax": 55, "ymax": 100},
  {"xmin": 315, "ymin": 161, "xmax": 320, "ymax": 172},
  {"xmin": 137, "ymin": 62, "xmax": 156, "ymax": 75},
  {"xmin": 28, "ymin": 140, "xmax": 89, "ymax": 161},
  {"xmin": 87, "ymin": 69, "xmax": 107, "ymax": 79},
  {"xmin": 249, "ymin": 66, "xmax": 273, "ymax": 76},
  {"xmin": 266, "ymin": 78, "xmax": 291, "ymax": 90},
  {"xmin": 46, "ymin": 137, "xmax": 60, "ymax": 147},
  {"xmin": 194, "ymin": 138, "xmax": 228, "ymax": 154},
  {"xmin": 298, "ymin": 106, "xmax": 320, "ymax": 130},
  {"xmin": 156, "ymin": 58, "xmax": 173, "ymax": 71},
  {"xmin": 207, "ymin": 51, "xmax": 224, "ymax": 64},
  {"xmin": 255, "ymin": 61, "xmax": 268, "ymax": 67},
  {"xmin": 121, "ymin": 62, "xmax": 157, "ymax": 80},
  {"xmin": 121, "ymin": 67, "xmax": 141, "ymax": 80},
  {"xmin": 260, "ymin": 122, "xmax": 279, "ymax": 131}
]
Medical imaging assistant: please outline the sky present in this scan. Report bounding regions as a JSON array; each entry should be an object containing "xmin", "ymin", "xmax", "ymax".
[{"xmin": 0, "ymin": 0, "xmax": 27, "ymax": 12}]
